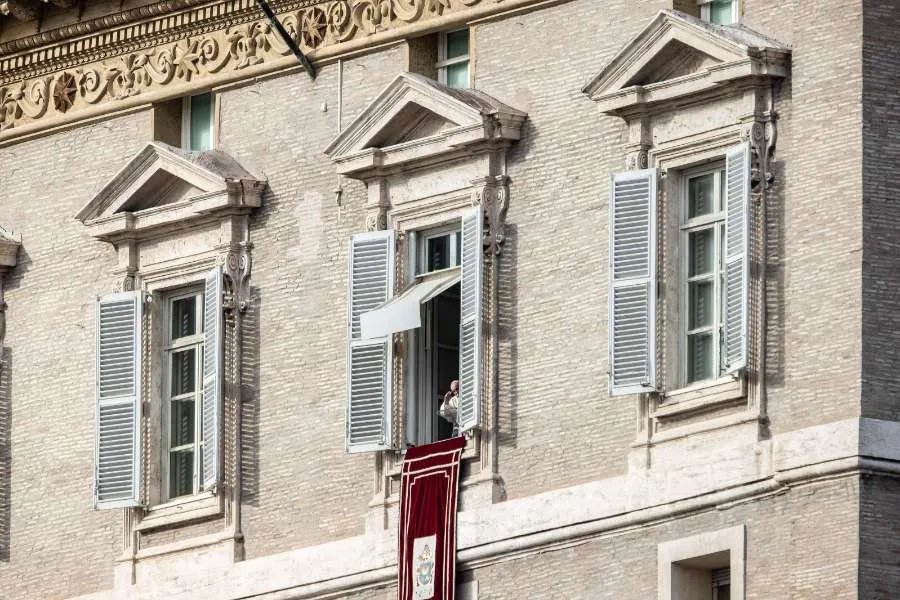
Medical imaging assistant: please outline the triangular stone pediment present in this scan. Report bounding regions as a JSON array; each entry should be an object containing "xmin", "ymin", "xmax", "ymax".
[
  {"xmin": 583, "ymin": 10, "xmax": 790, "ymax": 116},
  {"xmin": 326, "ymin": 73, "xmax": 526, "ymax": 177},
  {"xmin": 77, "ymin": 142, "xmax": 264, "ymax": 241}
]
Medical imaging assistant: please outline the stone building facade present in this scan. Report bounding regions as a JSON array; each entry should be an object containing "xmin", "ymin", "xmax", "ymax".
[{"xmin": 0, "ymin": 0, "xmax": 897, "ymax": 598}]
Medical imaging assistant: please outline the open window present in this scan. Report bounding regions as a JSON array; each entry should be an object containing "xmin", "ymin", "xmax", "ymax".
[
  {"xmin": 349, "ymin": 210, "xmax": 482, "ymax": 452},
  {"xmin": 152, "ymin": 92, "xmax": 215, "ymax": 152}
]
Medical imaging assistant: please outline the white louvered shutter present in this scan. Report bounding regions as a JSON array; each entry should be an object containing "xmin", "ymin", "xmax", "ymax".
[
  {"xmin": 457, "ymin": 207, "xmax": 483, "ymax": 434},
  {"xmin": 202, "ymin": 266, "xmax": 223, "ymax": 490},
  {"xmin": 95, "ymin": 291, "xmax": 142, "ymax": 509},
  {"xmin": 347, "ymin": 230, "xmax": 395, "ymax": 453},
  {"xmin": 723, "ymin": 143, "xmax": 751, "ymax": 373},
  {"xmin": 609, "ymin": 169, "xmax": 658, "ymax": 395}
]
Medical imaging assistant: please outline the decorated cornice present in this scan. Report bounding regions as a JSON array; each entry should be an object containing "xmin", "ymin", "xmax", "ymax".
[{"xmin": 0, "ymin": 0, "xmax": 553, "ymax": 142}]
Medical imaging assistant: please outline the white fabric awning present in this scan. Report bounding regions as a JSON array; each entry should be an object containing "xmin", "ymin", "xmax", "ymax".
[{"xmin": 359, "ymin": 267, "xmax": 460, "ymax": 339}]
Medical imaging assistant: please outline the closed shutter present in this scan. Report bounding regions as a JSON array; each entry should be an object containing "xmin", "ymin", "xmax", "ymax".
[
  {"xmin": 95, "ymin": 291, "xmax": 142, "ymax": 509},
  {"xmin": 202, "ymin": 266, "xmax": 223, "ymax": 490},
  {"xmin": 347, "ymin": 230, "xmax": 395, "ymax": 453},
  {"xmin": 609, "ymin": 169, "xmax": 658, "ymax": 395},
  {"xmin": 457, "ymin": 207, "xmax": 482, "ymax": 434},
  {"xmin": 723, "ymin": 143, "xmax": 750, "ymax": 373}
]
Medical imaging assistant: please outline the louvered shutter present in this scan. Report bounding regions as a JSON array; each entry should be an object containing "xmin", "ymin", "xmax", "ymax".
[
  {"xmin": 609, "ymin": 169, "xmax": 658, "ymax": 395},
  {"xmin": 457, "ymin": 207, "xmax": 483, "ymax": 434},
  {"xmin": 723, "ymin": 143, "xmax": 750, "ymax": 373},
  {"xmin": 202, "ymin": 266, "xmax": 223, "ymax": 490},
  {"xmin": 347, "ymin": 230, "xmax": 395, "ymax": 453},
  {"xmin": 95, "ymin": 291, "xmax": 142, "ymax": 509}
]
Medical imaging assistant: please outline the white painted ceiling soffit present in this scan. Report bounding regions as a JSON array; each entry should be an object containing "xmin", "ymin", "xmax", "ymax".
[
  {"xmin": 325, "ymin": 72, "xmax": 527, "ymax": 178},
  {"xmin": 76, "ymin": 142, "xmax": 265, "ymax": 242},
  {"xmin": 0, "ymin": 225, "xmax": 20, "ymax": 268},
  {"xmin": 583, "ymin": 10, "xmax": 790, "ymax": 117}
]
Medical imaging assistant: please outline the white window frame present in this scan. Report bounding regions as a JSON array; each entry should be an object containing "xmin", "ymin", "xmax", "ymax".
[
  {"xmin": 408, "ymin": 221, "xmax": 462, "ymax": 446},
  {"xmin": 679, "ymin": 162, "xmax": 727, "ymax": 387},
  {"xmin": 698, "ymin": 0, "xmax": 739, "ymax": 25},
  {"xmin": 161, "ymin": 286, "xmax": 206, "ymax": 502},
  {"xmin": 436, "ymin": 28, "xmax": 470, "ymax": 88},
  {"xmin": 180, "ymin": 92, "xmax": 215, "ymax": 152}
]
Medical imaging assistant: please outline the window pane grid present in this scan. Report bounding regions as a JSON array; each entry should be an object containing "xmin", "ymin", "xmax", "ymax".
[
  {"xmin": 683, "ymin": 168, "xmax": 726, "ymax": 385},
  {"xmin": 164, "ymin": 290, "xmax": 205, "ymax": 501}
]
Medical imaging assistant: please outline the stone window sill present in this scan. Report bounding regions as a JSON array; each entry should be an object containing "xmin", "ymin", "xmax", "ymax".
[
  {"xmin": 135, "ymin": 491, "xmax": 222, "ymax": 532},
  {"xmin": 654, "ymin": 375, "xmax": 747, "ymax": 419}
]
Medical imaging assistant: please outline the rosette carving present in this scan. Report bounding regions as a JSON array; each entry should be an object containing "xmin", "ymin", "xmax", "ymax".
[{"xmin": 0, "ymin": 0, "xmax": 496, "ymax": 135}]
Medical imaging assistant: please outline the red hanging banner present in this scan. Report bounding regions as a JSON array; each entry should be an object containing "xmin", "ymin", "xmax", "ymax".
[{"xmin": 398, "ymin": 436, "xmax": 466, "ymax": 600}]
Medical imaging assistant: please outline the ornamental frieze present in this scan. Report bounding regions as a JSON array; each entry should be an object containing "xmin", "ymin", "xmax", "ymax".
[{"xmin": 0, "ymin": 0, "xmax": 533, "ymax": 141}]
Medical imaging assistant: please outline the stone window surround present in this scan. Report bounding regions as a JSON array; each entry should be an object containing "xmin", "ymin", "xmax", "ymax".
[
  {"xmin": 583, "ymin": 10, "xmax": 788, "ymax": 446},
  {"xmin": 657, "ymin": 524, "xmax": 745, "ymax": 600},
  {"xmin": 326, "ymin": 73, "xmax": 526, "ymax": 521},
  {"xmin": 76, "ymin": 142, "xmax": 263, "ymax": 574}
]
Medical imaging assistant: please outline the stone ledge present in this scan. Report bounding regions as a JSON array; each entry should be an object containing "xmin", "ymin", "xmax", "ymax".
[{"xmin": 67, "ymin": 416, "xmax": 896, "ymax": 600}]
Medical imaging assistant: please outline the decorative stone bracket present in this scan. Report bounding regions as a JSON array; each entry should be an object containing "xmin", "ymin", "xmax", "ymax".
[
  {"xmin": 472, "ymin": 174, "xmax": 509, "ymax": 254},
  {"xmin": 0, "ymin": 226, "xmax": 21, "ymax": 356}
]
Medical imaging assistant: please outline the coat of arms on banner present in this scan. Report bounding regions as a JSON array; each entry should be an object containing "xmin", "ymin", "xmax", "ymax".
[{"xmin": 412, "ymin": 535, "xmax": 437, "ymax": 599}]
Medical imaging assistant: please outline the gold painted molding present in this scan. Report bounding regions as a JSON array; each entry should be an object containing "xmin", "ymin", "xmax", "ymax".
[{"xmin": 0, "ymin": 0, "xmax": 551, "ymax": 142}]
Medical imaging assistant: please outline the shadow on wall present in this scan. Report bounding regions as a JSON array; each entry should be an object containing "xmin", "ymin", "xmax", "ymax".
[
  {"xmin": 241, "ymin": 288, "xmax": 261, "ymax": 506},
  {"xmin": 0, "ymin": 347, "xmax": 11, "ymax": 562},
  {"xmin": 764, "ymin": 80, "xmax": 789, "ymax": 393},
  {"xmin": 497, "ymin": 223, "xmax": 518, "ymax": 449}
]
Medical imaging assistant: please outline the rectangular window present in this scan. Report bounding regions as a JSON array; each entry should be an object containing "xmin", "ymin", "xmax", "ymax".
[
  {"xmin": 164, "ymin": 289, "xmax": 205, "ymax": 500},
  {"xmin": 437, "ymin": 29, "xmax": 470, "ymax": 89},
  {"xmin": 682, "ymin": 165, "xmax": 726, "ymax": 385},
  {"xmin": 413, "ymin": 227, "xmax": 462, "ymax": 445},
  {"xmin": 700, "ymin": 0, "xmax": 737, "ymax": 24},
  {"xmin": 183, "ymin": 93, "xmax": 213, "ymax": 152}
]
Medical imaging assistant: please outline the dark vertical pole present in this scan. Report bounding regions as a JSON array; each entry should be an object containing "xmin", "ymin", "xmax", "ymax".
[{"xmin": 255, "ymin": 0, "xmax": 316, "ymax": 80}]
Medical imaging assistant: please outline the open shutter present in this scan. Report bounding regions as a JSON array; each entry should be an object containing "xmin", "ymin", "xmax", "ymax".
[
  {"xmin": 202, "ymin": 266, "xmax": 223, "ymax": 490},
  {"xmin": 347, "ymin": 230, "xmax": 395, "ymax": 453},
  {"xmin": 95, "ymin": 291, "xmax": 142, "ymax": 509},
  {"xmin": 609, "ymin": 169, "xmax": 657, "ymax": 395},
  {"xmin": 723, "ymin": 143, "xmax": 750, "ymax": 373},
  {"xmin": 457, "ymin": 207, "xmax": 483, "ymax": 434}
]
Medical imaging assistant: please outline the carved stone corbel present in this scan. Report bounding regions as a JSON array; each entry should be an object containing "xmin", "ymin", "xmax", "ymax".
[
  {"xmin": 472, "ymin": 175, "xmax": 510, "ymax": 254},
  {"xmin": 365, "ymin": 177, "xmax": 390, "ymax": 232},
  {"xmin": 0, "ymin": 227, "xmax": 21, "ymax": 364},
  {"xmin": 747, "ymin": 115, "xmax": 777, "ymax": 195},
  {"xmin": 222, "ymin": 242, "xmax": 252, "ymax": 313}
]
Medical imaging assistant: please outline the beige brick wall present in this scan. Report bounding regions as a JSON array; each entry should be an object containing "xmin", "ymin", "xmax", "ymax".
[
  {"xmin": 0, "ymin": 0, "xmax": 886, "ymax": 597},
  {"xmin": 0, "ymin": 112, "xmax": 150, "ymax": 598},
  {"xmin": 472, "ymin": 476, "xmax": 859, "ymax": 600},
  {"xmin": 860, "ymin": 0, "xmax": 900, "ymax": 421},
  {"xmin": 218, "ymin": 46, "xmax": 406, "ymax": 559}
]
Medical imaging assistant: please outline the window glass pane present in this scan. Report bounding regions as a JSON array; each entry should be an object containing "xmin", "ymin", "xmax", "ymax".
[
  {"xmin": 445, "ymin": 62, "xmax": 469, "ymax": 89},
  {"xmin": 689, "ymin": 281, "xmax": 714, "ymax": 329},
  {"xmin": 709, "ymin": 0, "xmax": 734, "ymax": 24},
  {"xmin": 171, "ymin": 348, "xmax": 196, "ymax": 396},
  {"xmin": 687, "ymin": 333, "xmax": 713, "ymax": 383},
  {"xmin": 169, "ymin": 399, "xmax": 195, "ymax": 447},
  {"xmin": 169, "ymin": 449, "xmax": 194, "ymax": 498},
  {"xmin": 171, "ymin": 297, "xmax": 197, "ymax": 339},
  {"xmin": 454, "ymin": 231, "xmax": 461, "ymax": 266},
  {"xmin": 688, "ymin": 173, "xmax": 716, "ymax": 218},
  {"xmin": 427, "ymin": 235, "xmax": 449, "ymax": 272},
  {"xmin": 189, "ymin": 93, "xmax": 212, "ymax": 152},
  {"xmin": 689, "ymin": 229, "xmax": 715, "ymax": 276},
  {"xmin": 445, "ymin": 29, "xmax": 469, "ymax": 59}
]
